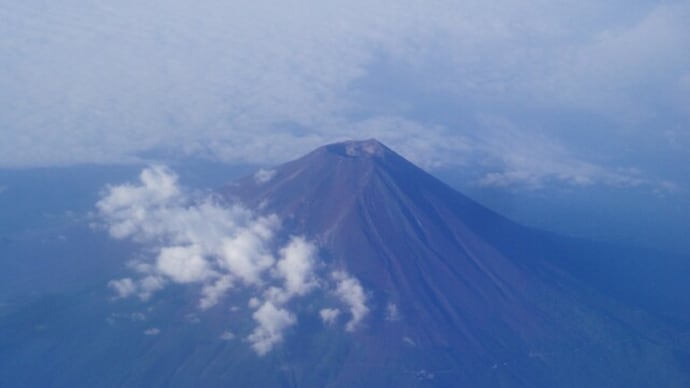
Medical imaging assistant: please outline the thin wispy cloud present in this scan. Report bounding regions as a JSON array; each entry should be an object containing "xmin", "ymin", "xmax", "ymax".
[
  {"xmin": 220, "ymin": 331, "xmax": 236, "ymax": 341},
  {"xmin": 471, "ymin": 118, "xmax": 675, "ymax": 192},
  {"xmin": 254, "ymin": 169, "xmax": 276, "ymax": 184},
  {"xmin": 385, "ymin": 303, "xmax": 400, "ymax": 322},
  {"xmin": 98, "ymin": 166, "xmax": 370, "ymax": 354}
]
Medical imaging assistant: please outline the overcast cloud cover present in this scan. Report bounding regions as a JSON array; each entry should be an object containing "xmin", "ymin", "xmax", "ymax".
[
  {"xmin": 97, "ymin": 166, "xmax": 369, "ymax": 354},
  {"xmin": 1, "ymin": 0, "xmax": 689, "ymax": 191}
]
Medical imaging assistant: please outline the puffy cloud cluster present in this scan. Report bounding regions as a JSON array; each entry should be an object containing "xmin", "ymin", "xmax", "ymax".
[
  {"xmin": 247, "ymin": 301, "xmax": 297, "ymax": 355},
  {"xmin": 333, "ymin": 271, "xmax": 369, "ymax": 332},
  {"xmin": 316, "ymin": 272, "xmax": 369, "ymax": 329},
  {"xmin": 98, "ymin": 166, "xmax": 369, "ymax": 354}
]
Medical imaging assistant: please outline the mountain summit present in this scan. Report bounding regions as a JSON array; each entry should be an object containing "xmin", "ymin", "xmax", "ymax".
[
  {"xmin": 222, "ymin": 139, "xmax": 690, "ymax": 388},
  {"xmin": 328, "ymin": 138, "xmax": 389, "ymax": 158},
  {"xmin": 230, "ymin": 138, "xmax": 511, "ymax": 237}
]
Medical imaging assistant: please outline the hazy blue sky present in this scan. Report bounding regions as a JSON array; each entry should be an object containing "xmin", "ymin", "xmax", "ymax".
[{"xmin": 1, "ymin": 0, "xmax": 689, "ymax": 193}]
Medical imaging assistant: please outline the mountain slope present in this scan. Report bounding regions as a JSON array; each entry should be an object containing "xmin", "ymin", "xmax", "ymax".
[{"xmin": 223, "ymin": 139, "xmax": 690, "ymax": 387}]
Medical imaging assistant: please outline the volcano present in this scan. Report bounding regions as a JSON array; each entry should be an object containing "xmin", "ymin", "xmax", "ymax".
[
  {"xmin": 2, "ymin": 139, "xmax": 689, "ymax": 388},
  {"xmin": 220, "ymin": 139, "xmax": 690, "ymax": 387}
]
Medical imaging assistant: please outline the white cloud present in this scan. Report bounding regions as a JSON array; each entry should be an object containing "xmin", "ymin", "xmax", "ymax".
[
  {"xmin": 319, "ymin": 308, "xmax": 340, "ymax": 326},
  {"xmin": 248, "ymin": 297, "xmax": 261, "ymax": 309},
  {"xmin": 199, "ymin": 276, "xmax": 233, "ymax": 310},
  {"xmin": 254, "ymin": 169, "xmax": 276, "ymax": 184},
  {"xmin": 106, "ymin": 312, "xmax": 147, "ymax": 325},
  {"xmin": 98, "ymin": 166, "xmax": 282, "ymax": 302},
  {"xmin": 99, "ymin": 166, "xmax": 369, "ymax": 355},
  {"xmin": 385, "ymin": 303, "xmax": 400, "ymax": 322},
  {"xmin": 219, "ymin": 223, "xmax": 278, "ymax": 286},
  {"xmin": 107, "ymin": 274, "xmax": 165, "ymax": 302},
  {"xmin": 137, "ymin": 275, "xmax": 167, "ymax": 301},
  {"xmin": 220, "ymin": 331, "xmax": 235, "ymax": 341},
  {"xmin": 536, "ymin": 2, "xmax": 690, "ymax": 118},
  {"xmin": 96, "ymin": 165, "xmax": 182, "ymax": 241},
  {"xmin": 333, "ymin": 271, "xmax": 369, "ymax": 332},
  {"xmin": 275, "ymin": 237, "xmax": 318, "ymax": 298},
  {"xmin": 1, "ymin": 0, "xmax": 687, "ymax": 197},
  {"xmin": 156, "ymin": 245, "xmax": 213, "ymax": 284},
  {"xmin": 144, "ymin": 328, "xmax": 160, "ymax": 336},
  {"xmin": 471, "ymin": 117, "xmax": 672, "ymax": 192},
  {"xmin": 247, "ymin": 301, "xmax": 296, "ymax": 356},
  {"xmin": 108, "ymin": 278, "xmax": 136, "ymax": 299},
  {"xmin": 243, "ymin": 237, "xmax": 322, "ymax": 353},
  {"xmin": 416, "ymin": 370, "xmax": 435, "ymax": 381},
  {"xmin": 130, "ymin": 312, "xmax": 146, "ymax": 322}
]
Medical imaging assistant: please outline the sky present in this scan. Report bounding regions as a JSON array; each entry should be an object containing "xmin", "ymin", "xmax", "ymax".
[{"xmin": 1, "ymin": 1, "xmax": 689, "ymax": 250}]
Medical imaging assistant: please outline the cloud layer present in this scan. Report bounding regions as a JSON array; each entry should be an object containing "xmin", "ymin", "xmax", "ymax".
[
  {"xmin": 98, "ymin": 166, "xmax": 369, "ymax": 354},
  {"xmin": 1, "ymin": 0, "xmax": 688, "ymax": 192}
]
